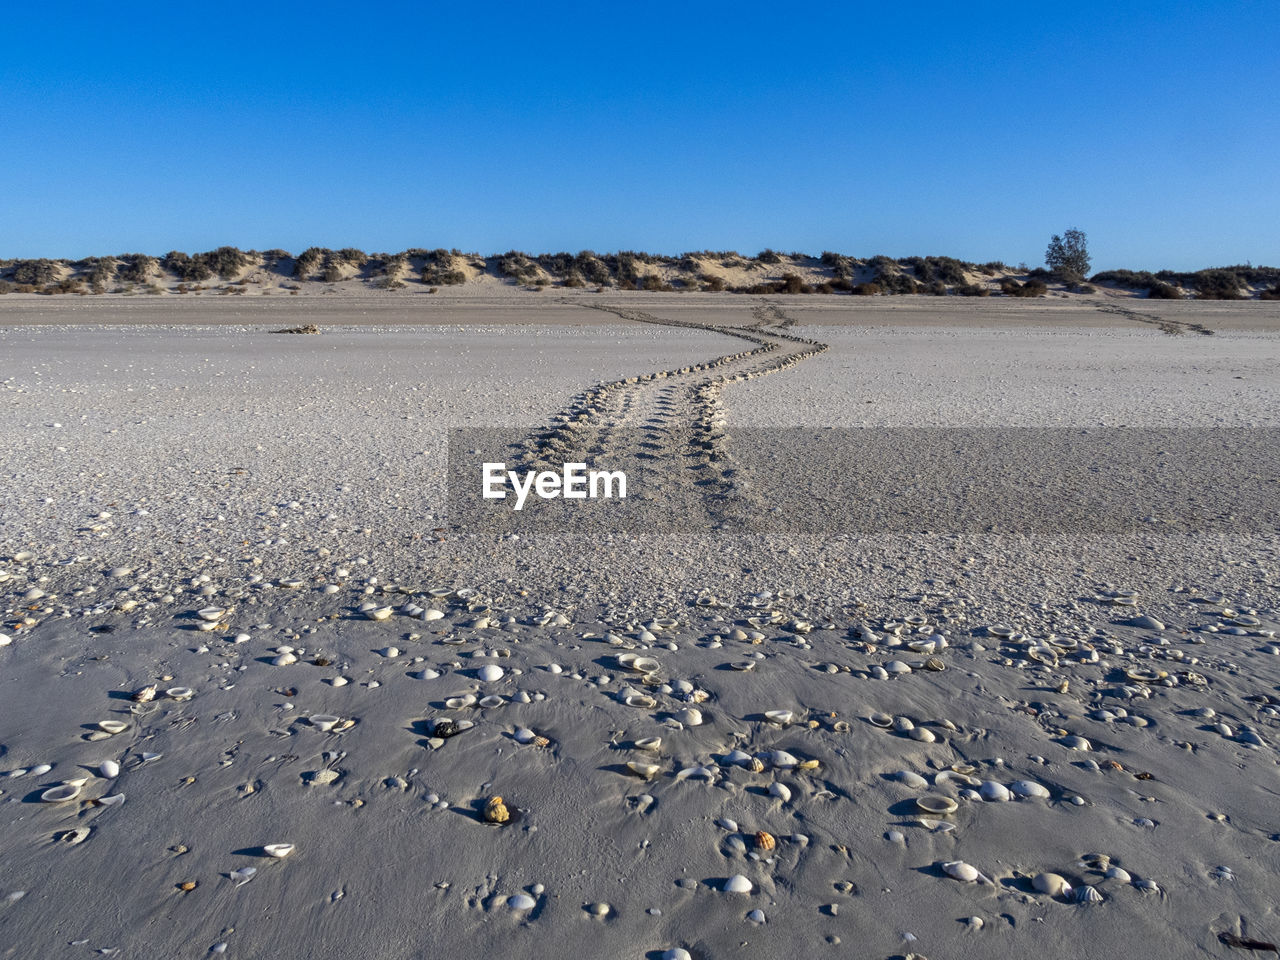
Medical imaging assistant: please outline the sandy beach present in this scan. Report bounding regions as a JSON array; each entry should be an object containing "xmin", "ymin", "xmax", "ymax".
[{"xmin": 2, "ymin": 297, "xmax": 1279, "ymax": 960}]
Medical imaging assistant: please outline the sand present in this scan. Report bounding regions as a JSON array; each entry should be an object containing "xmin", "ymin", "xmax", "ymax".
[{"xmin": 1, "ymin": 297, "xmax": 1278, "ymax": 960}]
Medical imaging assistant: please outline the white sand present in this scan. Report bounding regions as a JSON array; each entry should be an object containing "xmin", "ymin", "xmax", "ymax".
[{"xmin": 1, "ymin": 298, "xmax": 1278, "ymax": 960}]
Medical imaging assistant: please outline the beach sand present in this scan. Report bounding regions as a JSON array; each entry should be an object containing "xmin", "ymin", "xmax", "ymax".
[{"xmin": 1, "ymin": 297, "xmax": 1278, "ymax": 959}]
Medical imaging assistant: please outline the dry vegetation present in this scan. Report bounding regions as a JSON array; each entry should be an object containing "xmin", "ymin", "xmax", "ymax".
[{"xmin": 0, "ymin": 248, "xmax": 1275, "ymax": 300}]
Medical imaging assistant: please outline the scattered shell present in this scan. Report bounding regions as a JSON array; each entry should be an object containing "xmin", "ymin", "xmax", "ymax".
[
  {"xmin": 1104, "ymin": 866, "xmax": 1131, "ymax": 883},
  {"xmin": 478, "ymin": 664, "xmax": 504, "ymax": 683},
  {"xmin": 978, "ymin": 781, "xmax": 1011, "ymax": 802},
  {"xmin": 41, "ymin": 783, "xmax": 83, "ymax": 803},
  {"xmin": 166, "ymin": 687, "xmax": 194, "ymax": 701},
  {"xmin": 1032, "ymin": 873, "xmax": 1072, "ymax": 897},
  {"xmin": 723, "ymin": 875, "xmax": 753, "ymax": 894},
  {"xmin": 131, "ymin": 685, "xmax": 157, "ymax": 703},
  {"xmin": 1075, "ymin": 884, "xmax": 1104, "ymax": 904},
  {"xmin": 99, "ymin": 760, "xmax": 120, "ymax": 779},
  {"xmin": 1060, "ymin": 735, "xmax": 1092, "ymax": 751},
  {"xmin": 908, "ymin": 727, "xmax": 937, "ymax": 743},
  {"xmin": 484, "ymin": 796, "xmax": 510, "ymax": 824},
  {"xmin": 507, "ymin": 894, "xmax": 535, "ymax": 910},
  {"xmin": 366, "ymin": 607, "xmax": 393, "ymax": 621},
  {"xmin": 1010, "ymin": 780, "xmax": 1050, "ymax": 799},
  {"xmin": 263, "ymin": 843, "xmax": 294, "ymax": 858},
  {"xmin": 868, "ymin": 712, "xmax": 894, "ymax": 728},
  {"xmin": 196, "ymin": 607, "xmax": 226, "ymax": 622},
  {"xmin": 764, "ymin": 709, "xmax": 793, "ymax": 725},
  {"xmin": 57, "ymin": 827, "xmax": 91, "ymax": 845},
  {"xmin": 445, "ymin": 694, "xmax": 477, "ymax": 709},
  {"xmin": 923, "ymin": 656, "xmax": 946, "ymax": 672},
  {"xmin": 942, "ymin": 861, "xmax": 980, "ymax": 882},
  {"xmin": 1125, "ymin": 667, "xmax": 1168, "ymax": 683},
  {"xmin": 625, "ymin": 694, "xmax": 657, "ymax": 709},
  {"xmin": 626, "ymin": 761, "xmax": 660, "ymax": 779},
  {"xmin": 768, "ymin": 782, "xmax": 792, "ymax": 802},
  {"xmin": 895, "ymin": 771, "xmax": 929, "ymax": 789},
  {"xmin": 987, "ymin": 624, "xmax": 1015, "ymax": 637},
  {"xmin": 310, "ymin": 715, "xmax": 341, "ymax": 732},
  {"xmin": 675, "ymin": 707, "xmax": 703, "ymax": 726},
  {"xmin": 477, "ymin": 695, "xmax": 505, "ymax": 709},
  {"xmin": 755, "ymin": 831, "xmax": 776, "ymax": 851},
  {"xmin": 745, "ymin": 758, "xmax": 765, "ymax": 773},
  {"xmin": 634, "ymin": 736, "xmax": 663, "ymax": 752},
  {"xmin": 916, "ymin": 795, "xmax": 958, "ymax": 816}
]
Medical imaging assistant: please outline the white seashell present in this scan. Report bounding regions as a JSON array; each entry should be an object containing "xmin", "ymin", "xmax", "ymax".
[
  {"xmin": 197, "ymin": 607, "xmax": 226, "ymax": 622},
  {"xmin": 229, "ymin": 867, "xmax": 257, "ymax": 886},
  {"xmin": 884, "ymin": 660, "xmax": 912, "ymax": 674},
  {"xmin": 99, "ymin": 760, "xmax": 120, "ymax": 779},
  {"xmin": 508, "ymin": 894, "xmax": 536, "ymax": 910},
  {"xmin": 1032, "ymin": 873, "xmax": 1072, "ymax": 897},
  {"xmin": 307, "ymin": 769, "xmax": 340, "ymax": 786},
  {"xmin": 675, "ymin": 707, "xmax": 703, "ymax": 726},
  {"xmin": 329, "ymin": 677, "xmax": 349, "ymax": 687},
  {"xmin": 514, "ymin": 728, "xmax": 536, "ymax": 744},
  {"xmin": 478, "ymin": 664, "xmax": 504, "ymax": 682},
  {"xmin": 768, "ymin": 782, "xmax": 792, "ymax": 802},
  {"xmin": 380, "ymin": 646, "xmax": 400, "ymax": 658},
  {"xmin": 635, "ymin": 737, "xmax": 663, "ymax": 752},
  {"xmin": 59, "ymin": 826, "xmax": 91, "ymax": 845},
  {"xmin": 445, "ymin": 694, "xmax": 477, "ymax": 709},
  {"xmin": 729, "ymin": 661, "xmax": 756, "ymax": 671},
  {"xmin": 723, "ymin": 874, "xmax": 753, "ymax": 893},
  {"xmin": 764, "ymin": 709, "xmax": 793, "ymax": 725},
  {"xmin": 263, "ymin": 843, "xmax": 294, "ymax": 858},
  {"xmin": 422, "ymin": 609, "xmax": 445, "ymax": 621},
  {"xmin": 765, "ymin": 750, "xmax": 799, "ymax": 769},
  {"xmin": 310, "ymin": 714, "xmax": 341, "ymax": 732},
  {"xmin": 624, "ymin": 694, "xmax": 657, "ymax": 709},
  {"xmin": 987, "ymin": 624, "xmax": 1014, "ymax": 637},
  {"xmin": 166, "ymin": 687, "xmax": 194, "ymax": 701},
  {"xmin": 366, "ymin": 607, "xmax": 393, "ymax": 621},
  {"xmin": 41, "ymin": 783, "xmax": 82, "ymax": 803},
  {"xmin": 1075, "ymin": 884, "xmax": 1104, "ymax": 903},
  {"xmin": 895, "ymin": 771, "xmax": 928, "ymax": 789},
  {"xmin": 96, "ymin": 793, "xmax": 125, "ymax": 806},
  {"xmin": 979, "ymin": 781, "xmax": 1011, "ymax": 802},
  {"xmin": 626, "ymin": 761, "xmax": 660, "ymax": 779},
  {"xmin": 272, "ymin": 653, "xmax": 297, "ymax": 667},
  {"xmin": 868, "ymin": 712, "xmax": 894, "ymax": 728},
  {"xmin": 1010, "ymin": 780, "xmax": 1050, "ymax": 799},
  {"xmin": 477, "ymin": 695, "xmax": 504, "ymax": 708},
  {"xmin": 1061, "ymin": 735, "xmax": 1092, "ymax": 751},
  {"xmin": 908, "ymin": 727, "xmax": 936, "ymax": 743},
  {"xmin": 942, "ymin": 861, "xmax": 980, "ymax": 882},
  {"xmin": 891, "ymin": 716, "xmax": 914, "ymax": 732},
  {"xmin": 916, "ymin": 795, "xmax": 958, "ymax": 815},
  {"xmin": 1104, "ymin": 866, "xmax": 1131, "ymax": 882},
  {"xmin": 28, "ymin": 763, "xmax": 52, "ymax": 777},
  {"xmin": 675, "ymin": 765, "xmax": 715, "ymax": 781},
  {"xmin": 631, "ymin": 657, "xmax": 661, "ymax": 674},
  {"xmin": 661, "ymin": 951, "xmax": 693, "ymax": 960}
]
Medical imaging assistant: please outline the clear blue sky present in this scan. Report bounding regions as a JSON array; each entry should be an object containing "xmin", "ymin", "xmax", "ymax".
[{"xmin": 2, "ymin": 1, "xmax": 1275, "ymax": 271}]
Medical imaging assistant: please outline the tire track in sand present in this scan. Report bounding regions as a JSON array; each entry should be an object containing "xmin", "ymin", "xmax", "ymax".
[
  {"xmin": 1095, "ymin": 301, "xmax": 1214, "ymax": 336},
  {"xmin": 514, "ymin": 302, "xmax": 828, "ymax": 530}
]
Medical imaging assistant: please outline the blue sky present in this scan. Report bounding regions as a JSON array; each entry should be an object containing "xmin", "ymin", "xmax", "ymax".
[{"xmin": 2, "ymin": 1, "xmax": 1275, "ymax": 270}]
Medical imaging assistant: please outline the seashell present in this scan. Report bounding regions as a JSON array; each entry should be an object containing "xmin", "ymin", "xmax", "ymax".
[
  {"xmin": 379, "ymin": 646, "xmax": 400, "ymax": 659},
  {"xmin": 729, "ymin": 661, "xmax": 756, "ymax": 672},
  {"xmin": 868, "ymin": 712, "xmax": 894, "ymax": 728},
  {"xmin": 513, "ymin": 728, "xmax": 536, "ymax": 744},
  {"xmin": 477, "ymin": 695, "xmax": 504, "ymax": 709},
  {"xmin": 951, "ymin": 763, "xmax": 977, "ymax": 776},
  {"xmin": 1104, "ymin": 866, "xmax": 1131, "ymax": 883},
  {"xmin": 652, "ymin": 617, "xmax": 679, "ymax": 630},
  {"xmin": 197, "ymin": 607, "xmax": 226, "ymax": 622},
  {"xmin": 675, "ymin": 707, "xmax": 703, "ymax": 726},
  {"xmin": 366, "ymin": 607, "xmax": 393, "ymax": 621},
  {"xmin": 923, "ymin": 656, "xmax": 946, "ymax": 672},
  {"xmin": 1032, "ymin": 872, "xmax": 1072, "ymax": 897},
  {"xmin": 1027, "ymin": 646, "xmax": 1058, "ymax": 665},
  {"xmin": 635, "ymin": 736, "xmax": 663, "ymax": 752},
  {"xmin": 57, "ymin": 827, "xmax": 91, "ymax": 845},
  {"xmin": 427, "ymin": 587, "xmax": 453, "ymax": 599},
  {"xmin": 662, "ymin": 950, "xmax": 693, "ymax": 960},
  {"xmin": 99, "ymin": 760, "xmax": 120, "ymax": 779},
  {"xmin": 978, "ymin": 780, "xmax": 1011, "ymax": 802},
  {"xmin": 987, "ymin": 624, "xmax": 1015, "ymax": 637},
  {"xmin": 630, "ymin": 657, "xmax": 661, "ymax": 673},
  {"xmin": 832, "ymin": 720, "xmax": 851, "ymax": 733},
  {"xmin": 891, "ymin": 716, "xmax": 915, "ymax": 733},
  {"xmin": 884, "ymin": 660, "xmax": 912, "ymax": 675},
  {"xmin": 745, "ymin": 757, "xmax": 765, "ymax": 773},
  {"xmin": 908, "ymin": 727, "xmax": 936, "ymax": 743},
  {"xmin": 754, "ymin": 830, "xmax": 776, "ymax": 851},
  {"xmin": 765, "ymin": 750, "xmax": 799, "ymax": 769},
  {"xmin": 1010, "ymin": 780, "xmax": 1050, "ymax": 799},
  {"xmin": 132, "ymin": 685, "xmax": 157, "ymax": 703},
  {"xmin": 507, "ymin": 894, "xmax": 536, "ymax": 910},
  {"xmin": 675, "ymin": 765, "xmax": 715, "ymax": 781},
  {"xmin": 41, "ymin": 783, "xmax": 82, "ymax": 803},
  {"xmin": 723, "ymin": 874, "xmax": 753, "ymax": 893},
  {"xmin": 445, "ymin": 694, "xmax": 477, "ymax": 709},
  {"xmin": 165, "ymin": 687, "xmax": 194, "ymax": 701},
  {"xmin": 97, "ymin": 720, "xmax": 129, "ymax": 735},
  {"xmin": 916, "ymin": 795, "xmax": 958, "ymax": 815},
  {"xmin": 1075, "ymin": 884, "xmax": 1104, "ymax": 903},
  {"xmin": 272, "ymin": 653, "xmax": 297, "ymax": 666},
  {"xmin": 483, "ymin": 796, "xmax": 509, "ymax": 824},
  {"xmin": 895, "ymin": 770, "xmax": 929, "ymax": 789},
  {"xmin": 310, "ymin": 714, "xmax": 341, "ymax": 732},
  {"xmin": 432, "ymin": 719, "xmax": 469, "ymax": 738},
  {"xmin": 942, "ymin": 860, "xmax": 980, "ymax": 882},
  {"xmin": 1060, "ymin": 735, "xmax": 1092, "ymax": 751},
  {"xmin": 478, "ymin": 664, "xmax": 504, "ymax": 682},
  {"xmin": 263, "ymin": 843, "xmax": 295, "ymax": 858},
  {"xmin": 796, "ymin": 758, "xmax": 821, "ymax": 771},
  {"xmin": 95, "ymin": 793, "xmax": 125, "ymax": 807},
  {"xmin": 768, "ymin": 782, "xmax": 792, "ymax": 802},
  {"xmin": 764, "ymin": 709, "xmax": 793, "ymax": 725},
  {"xmin": 624, "ymin": 694, "xmax": 657, "ymax": 709},
  {"xmin": 530, "ymin": 736, "xmax": 550, "ymax": 748},
  {"xmin": 625, "ymin": 761, "xmax": 660, "ymax": 779},
  {"xmin": 1125, "ymin": 667, "xmax": 1167, "ymax": 683}
]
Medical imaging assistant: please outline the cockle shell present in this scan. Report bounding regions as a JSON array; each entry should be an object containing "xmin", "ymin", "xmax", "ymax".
[
  {"xmin": 630, "ymin": 657, "xmax": 661, "ymax": 674},
  {"xmin": 263, "ymin": 843, "xmax": 295, "ymax": 858},
  {"xmin": 484, "ymin": 796, "xmax": 510, "ymax": 824},
  {"xmin": 723, "ymin": 874, "xmax": 753, "ymax": 893},
  {"xmin": 1075, "ymin": 884, "xmax": 1104, "ymax": 903},
  {"xmin": 942, "ymin": 861, "xmax": 980, "ymax": 882},
  {"xmin": 754, "ymin": 831, "xmax": 776, "ymax": 851},
  {"xmin": 745, "ymin": 758, "xmax": 765, "ymax": 773},
  {"xmin": 478, "ymin": 664, "xmax": 504, "ymax": 682}
]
